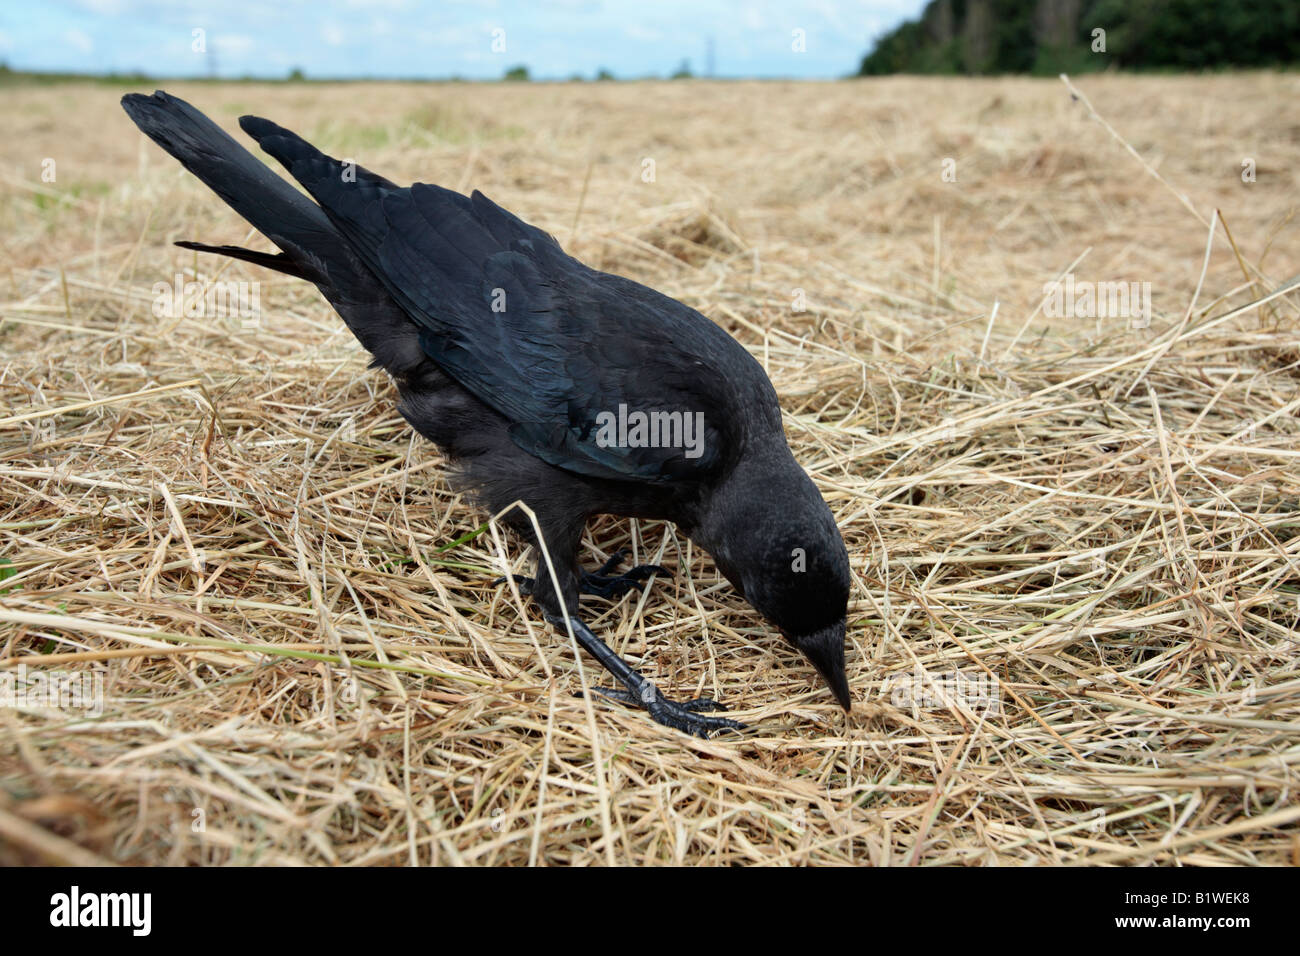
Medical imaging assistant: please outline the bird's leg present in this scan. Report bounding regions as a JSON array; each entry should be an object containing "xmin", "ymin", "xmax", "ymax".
[
  {"xmin": 492, "ymin": 517, "xmax": 741, "ymax": 737},
  {"xmin": 543, "ymin": 608, "xmax": 746, "ymax": 738}
]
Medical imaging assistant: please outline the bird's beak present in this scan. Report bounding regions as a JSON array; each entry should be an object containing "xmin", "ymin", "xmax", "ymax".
[{"xmin": 795, "ymin": 619, "xmax": 851, "ymax": 712}]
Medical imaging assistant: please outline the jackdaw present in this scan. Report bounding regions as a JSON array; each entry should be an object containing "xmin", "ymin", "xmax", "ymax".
[{"xmin": 120, "ymin": 91, "xmax": 851, "ymax": 736}]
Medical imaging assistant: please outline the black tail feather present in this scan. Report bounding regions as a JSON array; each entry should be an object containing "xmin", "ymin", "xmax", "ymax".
[
  {"xmin": 122, "ymin": 91, "xmax": 333, "ymax": 283},
  {"xmin": 174, "ymin": 241, "xmax": 312, "ymax": 280},
  {"xmin": 123, "ymin": 90, "xmax": 426, "ymax": 375}
]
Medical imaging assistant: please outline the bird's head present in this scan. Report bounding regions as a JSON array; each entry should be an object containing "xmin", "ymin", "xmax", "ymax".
[
  {"xmin": 691, "ymin": 445, "xmax": 852, "ymax": 711},
  {"xmin": 782, "ymin": 617, "xmax": 851, "ymax": 712}
]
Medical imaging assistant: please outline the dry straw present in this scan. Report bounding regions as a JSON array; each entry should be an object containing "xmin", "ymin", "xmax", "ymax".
[{"xmin": 1, "ymin": 73, "xmax": 1298, "ymax": 865}]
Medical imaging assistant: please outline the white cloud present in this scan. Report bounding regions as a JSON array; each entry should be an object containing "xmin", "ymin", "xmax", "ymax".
[
  {"xmin": 72, "ymin": 0, "xmax": 128, "ymax": 14},
  {"xmin": 64, "ymin": 28, "xmax": 94, "ymax": 55},
  {"xmin": 321, "ymin": 21, "xmax": 346, "ymax": 46},
  {"xmin": 213, "ymin": 33, "xmax": 254, "ymax": 56}
]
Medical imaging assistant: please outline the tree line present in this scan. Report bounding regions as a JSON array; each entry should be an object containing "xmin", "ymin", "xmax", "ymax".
[{"xmin": 859, "ymin": 0, "xmax": 1300, "ymax": 75}]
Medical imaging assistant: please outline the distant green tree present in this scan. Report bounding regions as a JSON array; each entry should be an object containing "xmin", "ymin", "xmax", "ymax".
[
  {"xmin": 857, "ymin": 0, "xmax": 1300, "ymax": 75},
  {"xmin": 287, "ymin": 67, "xmax": 305, "ymax": 82},
  {"xmin": 1086, "ymin": 0, "xmax": 1300, "ymax": 69},
  {"xmin": 595, "ymin": 67, "xmax": 615, "ymax": 81},
  {"xmin": 859, "ymin": 19, "xmax": 926, "ymax": 74},
  {"xmin": 671, "ymin": 58, "xmax": 693, "ymax": 79},
  {"xmin": 503, "ymin": 65, "xmax": 530, "ymax": 82}
]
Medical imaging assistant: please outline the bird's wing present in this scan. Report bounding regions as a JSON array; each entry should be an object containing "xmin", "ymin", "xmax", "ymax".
[{"xmin": 243, "ymin": 116, "xmax": 767, "ymax": 482}]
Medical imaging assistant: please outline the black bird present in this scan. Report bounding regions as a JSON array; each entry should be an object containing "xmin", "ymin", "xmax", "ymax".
[{"xmin": 121, "ymin": 91, "xmax": 851, "ymax": 737}]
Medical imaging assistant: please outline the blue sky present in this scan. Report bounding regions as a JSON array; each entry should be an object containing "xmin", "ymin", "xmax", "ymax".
[{"xmin": 0, "ymin": 0, "xmax": 929, "ymax": 80}]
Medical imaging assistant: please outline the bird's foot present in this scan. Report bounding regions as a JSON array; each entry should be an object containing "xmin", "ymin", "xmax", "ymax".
[
  {"xmin": 492, "ymin": 573, "xmax": 536, "ymax": 596},
  {"xmin": 580, "ymin": 549, "xmax": 670, "ymax": 599},
  {"xmin": 584, "ymin": 684, "xmax": 746, "ymax": 738},
  {"xmin": 493, "ymin": 550, "xmax": 670, "ymax": 601}
]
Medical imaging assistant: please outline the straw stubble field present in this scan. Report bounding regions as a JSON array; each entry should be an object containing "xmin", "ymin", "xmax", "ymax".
[{"xmin": 1, "ymin": 74, "xmax": 1299, "ymax": 866}]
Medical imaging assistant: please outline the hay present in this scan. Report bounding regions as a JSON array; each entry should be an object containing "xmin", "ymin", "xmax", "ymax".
[{"xmin": 2, "ymin": 73, "xmax": 1299, "ymax": 866}]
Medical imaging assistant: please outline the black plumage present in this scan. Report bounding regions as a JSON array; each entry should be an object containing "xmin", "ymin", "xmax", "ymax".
[{"xmin": 121, "ymin": 91, "xmax": 851, "ymax": 736}]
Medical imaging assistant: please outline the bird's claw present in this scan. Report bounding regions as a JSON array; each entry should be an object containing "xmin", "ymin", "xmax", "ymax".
[
  {"xmin": 582, "ymin": 685, "xmax": 746, "ymax": 738},
  {"xmin": 581, "ymin": 549, "xmax": 671, "ymax": 598},
  {"xmin": 648, "ymin": 696, "xmax": 746, "ymax": 738},
  {"xmin": 492, "ymin": 573, "xmax": 534, "ymax": 596},
  {"xmin": 493, "ymin": 551, "xmax": 670, "ymax": 601}
]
